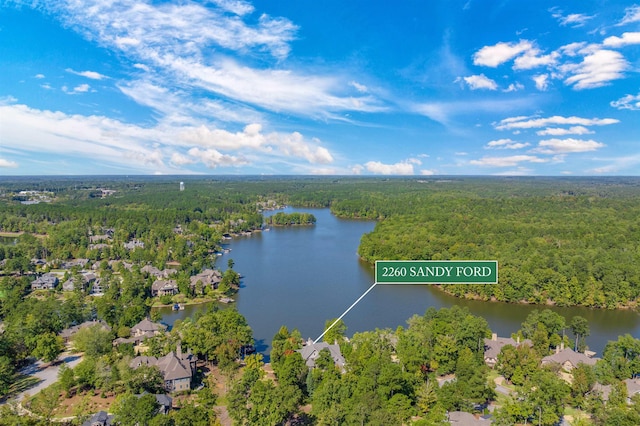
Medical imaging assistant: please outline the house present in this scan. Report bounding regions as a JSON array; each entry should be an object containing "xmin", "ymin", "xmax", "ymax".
[
  {"xmin": 135, "ymin": 393, "xmax": 173, "ymax": 415},
  {"xmin": 61, "ymin": 258, "xmax": 89, "ymax": 269},
  {"xmin": 541, "ymin": 346, "xmax": 599, "ymax": 371},
  {"xmin": 131, "ymin": 318, "xmax": 167, "ymax": 338},
  {"xmin": 82, "ymin": 411, "xmax": 114, "ymax": 426},
  {"xmin": 31, "ymin": 273, "xmax": 59, "ymax": 290},
  {"xmin": 62, "ymin": 272, "xmax": 97, "ymax": 292},
  {"xmin": 448, "ymin": 411, "xmax": 493, "ymax": 424},
  {"xmin": 141, "ymin": 264, "xmax": 163, "ymax": 277},
  {"xmin": 624, "ymin": 379, "xmax": 640, "ymax": 403},
  {"xmin": 297, "ymin": 339, "xmax": 345, "ymax": 370},
  {"xmin": 88, "ymin": 279, "xmax": 105, "ymax": 296},
  {"xmin": 190, "ymin": 268, "xmax": 222, "ymax": 293},
  {"xmin": 590, "ymin": 383, "xmax": 612, "ymax": 403},
  {"xmin": 124, "ymin": 239, "xmax": 145, "ymax": 250},
  {"xmin": 483, "ymin": 333, "xmax": 532, "ymax": 367},
  {"xmin": 151, "ymin": 279, "xmax": 179, "ymax": 297},
  {"xmin": 89, "ymin": 234, "xmax": 111, "ymax": 243},
  {"xmin": 130, "ymin": 346, "xmax": 196, "ymax": 392},
  {"xmin": 59, "ymin": 320, "xmax": 111, "ymax": 343}
]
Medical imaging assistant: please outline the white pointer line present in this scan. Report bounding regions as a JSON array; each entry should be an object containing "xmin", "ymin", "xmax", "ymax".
[{"xmin": 313, "ymin": 282, "xmax": 378, "ymax": 344}]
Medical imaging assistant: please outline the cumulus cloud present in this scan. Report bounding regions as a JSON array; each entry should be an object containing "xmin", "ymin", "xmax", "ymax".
[
  {"xmin": 611, "ymin": 93, "xmax": 640, "ymax": 110},
  {"xmin": 0, "ymin": 102, "xmax": 335, "ymax": 173},
  {"xmin": 0, "ymin": 158, "xmax": 18, "ymax": 168},
  {"xmin": 532, "ymin": 138, "xmax": 605, "ymax": 154},
  {"xmin": 603, "ymin": 32, "xmax": 640, "ymax": 47},
  {"xmin": 363, "ymin": 159, "xmax": 419, "ymax": 175},
  {"xmin": 494, "ymin": 115, "xmax": 619, "ymax": 131},
  {"xmin": 485, "ymin": 138, "xmax": 530, "ymax": 149},
  {"xmin": 560, "ymin": 49, "xmax": 629, "ymax": 89},
  {"xmin": 513, "ymin": 49, "xmax": 559, "ymax": 70},
  {"xmin": 459, "ymin": 74, "xmax": 498, "ymax": 90},
  {"xmin": 66, "ymin": 68, "xmax": 108, "ymax": 80},
  {"xmin": 470, "ymin": 155, "xmax": 547, "ymax": 167},
  {"xmin": 473, "ymin": 40, "xmax": 533, "ymax": 67},
  {"xmin": 35, "ymin": 74, "xmax": 45, "ymax": 79},
  {"xmin": 536, "ymin": 126, "xmax": 593, "ymax": 136},
  {"xmin": 63, "ymin": 84, "xmax": 91, "ymax": 94},
  {"xmin": 187, "ymin": 147, "xmax": 248, "ymax": 168}
]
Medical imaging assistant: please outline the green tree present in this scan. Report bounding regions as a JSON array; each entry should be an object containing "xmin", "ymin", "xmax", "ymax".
[
  {"xmin": 31, "ymin": 332, "xmax": 64, "ymax": 363},
  {"xmin": 570, "ymin": 316, "xmax": 590, "ymax": 352},
  {"xmin": 72, "ymin": 324, "xmax": 113, "ymax": 358},
  {"xmin": 323, "ymin": 318, "xmax": 347, "ymax": 344},
  {"xmin": 112, "ymin": 393, "xmax": 159, "ymax": 426}
]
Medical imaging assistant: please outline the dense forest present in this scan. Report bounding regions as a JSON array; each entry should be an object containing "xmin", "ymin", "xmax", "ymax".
[{"xmin": 2, "ymin": 175, "xmax": 640, "ymax": 424}]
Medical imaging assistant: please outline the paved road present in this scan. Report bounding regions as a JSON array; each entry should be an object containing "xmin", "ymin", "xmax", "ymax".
[{"xmin": 12, "ymin": 352, "xmax": 83, "ymax": 403}]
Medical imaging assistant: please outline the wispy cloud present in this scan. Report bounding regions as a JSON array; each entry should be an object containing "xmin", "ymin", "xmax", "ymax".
[
  {"xmin": 618, "ymin": 5, "xmax": 640, "ymax": 26},
  {"xmin": 494, "ymin": 115, "xmax": 619, "ymax": 131},
  {"xmin": 485, "ymin": 138, "xmax": 530, "ymax": 149},
  {"xmin": 470, "ymin": 155, "xmax": 547, "ymax": 167},
  {"xmin": 550, "ymin": 8, "xmax": 595, "ymax": 28},
  {"xmin": 610, "ymin": 93, "xmax": 640, "ymax": 110},
  {"xmin": 536, "ymin": 126, "xmax": 593, "ymax": 136},
  {"xmin": 533, "ymin": 74, "xmax": 549, "ymax": 91},
  {"xmin": 66, "ymin": 68, "xmax": 108, "ymax": 80}
]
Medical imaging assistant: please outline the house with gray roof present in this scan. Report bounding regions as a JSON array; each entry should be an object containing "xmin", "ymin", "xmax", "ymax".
[
  {"xmin": 189, "ymin": 268, "xmax": 222, "ymax": 293},
  {"xmin": 151, "ymin": 279, "xmax": 179, "ymax": 297},
  {"xmin": 483, "ymin": 333, "xmax": 532, "ymax": 367},
  {"xmin": 130, "ymin": 346, "xmax": 195, "ymax": 392},
  {"xmin": 131, "ymin": 318, "xmax": 167, "ymax": 339},
  {"xmin": 82, "ymin": 411, "xmax": 114, "ymax": 426},
  {"xmin": 541, "ymin": 347, "xmax": 599, "ymax": 371},
  {"xmin": 448, "ymin": 411, "xmax": 493, "ymax": 425},
  {"xmin": 31, "ymin": 273, "xmax": 59, "ymax": 290},
  {"xmin": 297, "ymin": 339, "xmax": 345, "ymax": 370}
]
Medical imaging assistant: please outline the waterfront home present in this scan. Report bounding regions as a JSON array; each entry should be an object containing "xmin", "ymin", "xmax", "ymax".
[
  {"xmin": 189, "ymin": 268, "xmax": 222, "ymax": 293},
  {"xmin": 483, "ymin": 333, "xmax": 532, "ymax": 367},
  {"xmin": 131, "ymin": 318, "xmax": 167, "ymax": 339},
  {"xmin": 541, "ymin": 346, "xmax": 599, "ymax": 371},
  {"xmin": 297, "ymin": 339, "xmax": 346, "ymax": 370},
  {"xmin": 151, "ymin": 279, "xmax": 179, "ymax": 297}
]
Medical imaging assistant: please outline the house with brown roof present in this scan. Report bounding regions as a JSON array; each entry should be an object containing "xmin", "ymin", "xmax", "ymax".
[
  {"xmin": 130, "ymin": 346, "xmax": 195, "ymax": 392},
  {"xmin": 59, "ymin": 320, "xmax": 111, "ymax": 343},
  {"xmin": 151, "ymin": 279, "xmax": 179, "ymax": 297},
  {"xmin": 483, "ymin": 333, "xmax": 532, "ymax": 367},
  {"xmin": 541, "ymin": 346, "xmax": 599, "ymax": 371}
]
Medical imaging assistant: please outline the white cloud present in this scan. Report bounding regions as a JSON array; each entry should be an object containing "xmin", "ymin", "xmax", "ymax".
[
  {"xmin": 364, "ymin": 160, "xmax": 418, "ymax": 175},
  {"xmin": 495, "ymin": 115, "xmax": 619, "ymax": 131},
  {"xmin": 470, "ymin": 155, "xmax": 547, "ymax": 167},
  {"xmin": 206, "ymin": 0, "xmax": 255, "ymax": 16},
  {"xmin": 420, "ymin": 169, "xmax": 435, "ymax": 175},
  {"xmin": 0, "ymin": 102, "xmax": 335, "ymax": 172},
  {"xmin": 473, "ymin": 40, "xmax": 533, "ymax": 67},
  {"xmin": 619, "ymin": 5, "xmax": 640, "ymax": 25},
  {"xmin": 462, "ymin": 74, "xmax": 498, "ymax": 90},
  {"xmin": 532, "ymin": 138, "xmax": 605, "ymax": 154},
  {"xmin": 187, "ymin": 147, "xmax": 248, "ymax": 168},
  {"xmin": 536, "ymin": 126, "xmax": 593, "ymax": 136},
  {"xmin": 560, "ymin": 49, "xmax": 629, "ymax": 89},
  {"xmin": 62, "ymin": 84, "xmax": 91, "ymax": 94},
  {"xmin": 485, "ymin": 138, "xmax": 530, "ymax": 149},
  {"xmin": 35, "ymin": 74, "xmax": 45, "ymax": 79},
  {"xmin": 551, "ymin": 9, "xmax": 594, "ymax": 28},
  {"xmin": 0, "ymin": 158, "xmax": 18, "ymax": 168},
  {"xmin": 533, "ymin": 74, "xmax": 549, "ymax": 91},
  {"xmin": 513, "ymin": 49, "xmax": 559, "ymax": 70},
  {"xmin": 503, "ymin": 83, "xmax": 524, "ymax": 92},
  {"xmin": 350, "ymin": 81, "xmax": 369, "ymax": 93},
  {"xmin": 66, "ymin": 68, "xmax": 108, "ymax": 80},
  {"xmin": 611, "ymin": 93, "xmax": 640, "ymax": 110},
  {"xmin": 603, "ymin": 32, "xmax": 640, "ymax": 47}
]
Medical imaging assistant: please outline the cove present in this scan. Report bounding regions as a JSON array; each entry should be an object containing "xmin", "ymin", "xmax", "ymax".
[{"xmin": 159, "ymin": 207, "xmax": 640, "ymax": 356}]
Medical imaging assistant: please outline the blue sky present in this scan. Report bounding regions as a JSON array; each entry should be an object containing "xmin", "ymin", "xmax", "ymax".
[{"xmin": 1, "ymin": 0, "xmax": 639, "ymax": 176}]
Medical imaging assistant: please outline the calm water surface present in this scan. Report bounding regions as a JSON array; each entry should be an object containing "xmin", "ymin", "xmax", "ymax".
[{"xmin": 159, "ymin": 208, "xmax": 640, "ymax": 356}]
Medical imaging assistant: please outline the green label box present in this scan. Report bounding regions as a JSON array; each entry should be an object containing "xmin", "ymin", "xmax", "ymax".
[{"xmin": 375, "ymin": 260, "xmax": 498, "ymax": 284}]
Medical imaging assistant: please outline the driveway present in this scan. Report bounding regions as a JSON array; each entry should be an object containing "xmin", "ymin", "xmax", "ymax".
[{"xmin": 12, "ymin": 352, "xmax": 83, "ymax": 403}]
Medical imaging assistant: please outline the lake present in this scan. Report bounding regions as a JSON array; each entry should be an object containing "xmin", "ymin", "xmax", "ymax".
[{"xmin": 159, "ymin": 207, "xmax": 640, "ymax": 357}]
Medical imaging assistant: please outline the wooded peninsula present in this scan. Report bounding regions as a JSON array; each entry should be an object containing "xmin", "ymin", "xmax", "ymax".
[{"xmin": 2, "ymin": 175, "xmax": 640, "ymax": 425}]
